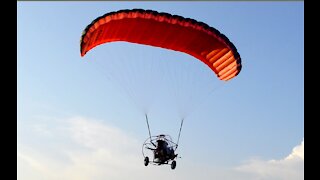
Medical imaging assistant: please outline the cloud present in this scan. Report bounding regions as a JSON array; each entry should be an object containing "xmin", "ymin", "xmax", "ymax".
[
  {"xmin": 285, "ymin": 139, "xmax": 304, "ymax": 161},
  {"xmin": 18, "ymin": 116, "xmax": 146, "ymax": 180},
  {"xmin": 68, "ymin": 116, "xmax": 139, "ymax": 153},
  {"xmin": 235, "ymin": 139, "xmax": 304, "ymax": 180}
]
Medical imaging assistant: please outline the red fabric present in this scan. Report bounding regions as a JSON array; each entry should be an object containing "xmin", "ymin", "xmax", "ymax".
[{"xmin": 80, "ymin": 9, "xmax": 241, "ymax": 81}]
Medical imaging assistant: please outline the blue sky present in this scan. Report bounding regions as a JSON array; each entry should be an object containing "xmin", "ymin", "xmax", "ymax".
[{"xmin": 18, "ymin": 1, "xmax": 304, "ymax": 180}]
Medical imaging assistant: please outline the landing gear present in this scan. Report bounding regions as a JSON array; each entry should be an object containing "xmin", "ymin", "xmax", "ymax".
[{"xmin": 144, "ymin": 156, "xmax": 149, "ymax": 166}]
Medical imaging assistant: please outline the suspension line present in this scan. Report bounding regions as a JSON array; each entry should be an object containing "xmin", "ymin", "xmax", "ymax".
[
  {"xmin": 145, "ymin": 113, "xmax": 152, "ymax": 140},
  {"xmin": 175, "ymin": 118, "xmax": 184, "ymax": 150}
]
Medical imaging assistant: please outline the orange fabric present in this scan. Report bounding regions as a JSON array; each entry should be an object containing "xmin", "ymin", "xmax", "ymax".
[{"xmin": 80, "ymin": 9, "xmax": 242, "ymax": 81}]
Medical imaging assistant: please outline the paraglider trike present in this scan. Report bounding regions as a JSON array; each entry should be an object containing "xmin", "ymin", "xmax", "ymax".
[{"xmin": 142, "ymin": 134, "xmax": 178, "ymax": 169}]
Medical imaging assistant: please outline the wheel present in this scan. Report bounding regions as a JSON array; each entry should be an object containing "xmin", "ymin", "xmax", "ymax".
[
  {"xmin": 144, "ymin": 156, "xmax": 149, "ymax": 166},
  {"xmin": 171, "ymin": 160, "xmax": 176, "ymax": 169}
]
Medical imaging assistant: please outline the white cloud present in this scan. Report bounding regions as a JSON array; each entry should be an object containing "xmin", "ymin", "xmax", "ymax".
[
  {"xmin": 68, "ymin": 116, "xmax": 139, "ymax": 152},
  {"xmin": 235, "ymin": 139, "xmax": 304, "ymax": 180},
  {"xmin": 285, "ymin": 139, "xmax": 304, "ymax": 161}
]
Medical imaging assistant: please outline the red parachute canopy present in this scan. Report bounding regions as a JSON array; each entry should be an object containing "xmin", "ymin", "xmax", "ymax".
[{"xmin": 80, "ymin": 9, "xmax": 242, "ymax": 81}]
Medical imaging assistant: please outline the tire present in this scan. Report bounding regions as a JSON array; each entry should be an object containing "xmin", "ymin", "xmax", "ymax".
[
  {"xmin": 171, "ymin": 160, "xmax": 176, "ymax": 169},
  {"xmin": 144, "ymin": 156, "xmax": 149, "ymax": 166}
]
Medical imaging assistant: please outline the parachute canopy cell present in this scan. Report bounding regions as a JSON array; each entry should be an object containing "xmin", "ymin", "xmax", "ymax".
[{"xmin": 80, "ymin": 9, "xmax": 242, "ymax": 81}]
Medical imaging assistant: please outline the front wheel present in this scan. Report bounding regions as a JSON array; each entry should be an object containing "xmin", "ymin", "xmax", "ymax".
[
  {"xmin": 144, "ymin": 156, "xmax": 149, "ymax": 166},
  {"xmin": 171, "ymin": 160, "xmax": 176, "ymax": 169}
]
